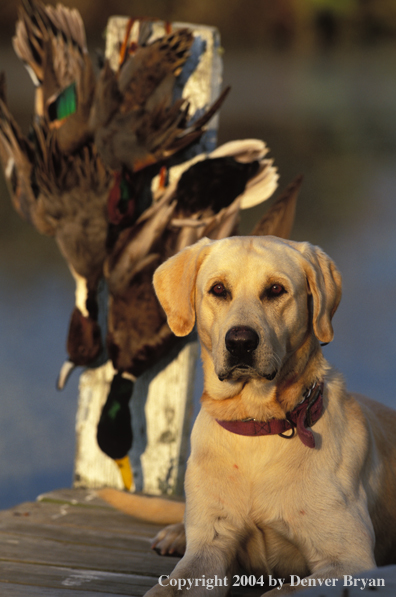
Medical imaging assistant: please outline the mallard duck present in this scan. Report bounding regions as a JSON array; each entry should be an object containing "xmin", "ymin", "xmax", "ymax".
[
  {"xmin": 104, "ymin": 150, "xmax": 302, "ymax": 384},
  {"xmin": 110, "ymin": 166, "xmax": 302, "ymax": 373},
  {"xmin": 106, "ymin": 138, "xmax": 278, "ymax": 376},
  {"xmin": 154, "ymin": 138, "xmax": 278, "ymax": 210},
  {"xmin": 95, "ymin": 140, "xmax": 281, "ymax": 464},
  {"xmin": 0, "ymin": 78, "xmax": 49, "ymax": 233},
  {"xmin": 98, "ymin": 172, "xmax": 304, "ymax": 471},
  {"xmin": 90, "ymin": 18, "xmax": 230, "ymax": 174},
  {"xmin": 9, "ymin": 0, "xmax": 109, "ymax": 388},
  {"xmin": 0, "ymin": 86, "xmax": 110, "ymax": 382}
]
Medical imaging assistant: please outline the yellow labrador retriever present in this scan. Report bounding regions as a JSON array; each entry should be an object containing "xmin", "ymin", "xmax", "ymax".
[{"xmin": 145, "ymin": 234, "xmax": 396, "ymax": 595}]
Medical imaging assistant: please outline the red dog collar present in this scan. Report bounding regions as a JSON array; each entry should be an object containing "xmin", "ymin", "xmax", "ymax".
[{"xmin": 216, "ymin": 382, "xmax": 324, "ymax": 449}]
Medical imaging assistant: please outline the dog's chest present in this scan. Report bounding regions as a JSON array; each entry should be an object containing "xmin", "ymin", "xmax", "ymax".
[
  {"xmin": 189, "ymin": 415, "xmax": 318, "ymax": 575},
  {"xmin": 236, "ymin": 514, "xmax": 310, "ymax": 578}
]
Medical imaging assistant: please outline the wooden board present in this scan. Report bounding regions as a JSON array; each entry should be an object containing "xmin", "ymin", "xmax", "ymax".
[
  {"xmin": 0, "ymin": 584, "xmax": 128, "ymax": 597},
  {"xmin": 0, "ymin": 565, "xmax": 153, "ymax": 596}
]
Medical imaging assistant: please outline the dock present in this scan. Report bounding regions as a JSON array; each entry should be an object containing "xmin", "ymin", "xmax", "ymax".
[{"xmin": 1, "ymin": 488, "xmax": 396, "ymax": 596}]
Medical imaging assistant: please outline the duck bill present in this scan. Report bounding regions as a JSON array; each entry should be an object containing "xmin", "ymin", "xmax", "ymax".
[
  {"xmin": 114, "ymin": 455, "xmax": 134, "ymax": 491},
  {"xmin": 57, "ymin": 360, "xmax": 77, "ymax": 390}
]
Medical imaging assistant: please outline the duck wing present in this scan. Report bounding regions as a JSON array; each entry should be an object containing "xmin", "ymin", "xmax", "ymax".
[{"xmin": 13, "ymin": 0, "xmax": 95, "ymax": 154}]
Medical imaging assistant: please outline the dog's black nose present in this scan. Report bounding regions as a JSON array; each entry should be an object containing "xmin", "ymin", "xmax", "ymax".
[{"xmin": 225, "ymin": 326, "xmax": 259, "ymax": 358}]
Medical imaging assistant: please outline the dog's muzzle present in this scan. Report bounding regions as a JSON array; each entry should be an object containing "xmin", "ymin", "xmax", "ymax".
[{"xmin": 218, "ymin": 326, "xmax": 277, "ymax": 382}]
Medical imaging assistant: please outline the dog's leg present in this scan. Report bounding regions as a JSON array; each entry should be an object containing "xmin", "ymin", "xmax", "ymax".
[
  {"xmin": 145, "ymin": 526, "xmax": 239, "ymax": 597},
  {"xmin": 264, "ymin": 513, "xmax": 377, "ymax": 595},
  {"xmin": 145, "ymin": 554, "xmax": 233, "ymax": 597}
]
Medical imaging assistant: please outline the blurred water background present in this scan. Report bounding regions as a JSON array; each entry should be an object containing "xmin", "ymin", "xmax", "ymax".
[{"xmin": 1, "ymin": 0, "xmax": 396, "ymax": 510}]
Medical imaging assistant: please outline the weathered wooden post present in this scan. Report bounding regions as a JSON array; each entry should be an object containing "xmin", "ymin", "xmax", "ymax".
[{"xmin": 73, "ymin": 17, "xmax": 223, "ymax": 495}]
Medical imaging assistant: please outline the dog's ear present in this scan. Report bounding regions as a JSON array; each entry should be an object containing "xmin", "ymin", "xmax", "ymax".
[
  {"xmin": 294, "ymin": 242, "xmax": 342, "ymax": 344},
  {"xmin": 153, "ymin": 238, "xmax": 212, "ymax": 336}
]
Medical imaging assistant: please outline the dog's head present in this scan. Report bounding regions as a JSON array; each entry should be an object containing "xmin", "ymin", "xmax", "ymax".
[{"xmin": 153, "ymin": 236, "xmax": 341, "ymax": 387}]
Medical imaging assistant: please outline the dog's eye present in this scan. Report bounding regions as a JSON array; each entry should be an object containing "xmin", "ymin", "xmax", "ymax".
[
  {"xmin": 210, "ymin": 283, "xmax": 227, "ymax": 297},
  {"xmin": 268, "ymin": 284, "xmax": 285, "ymax": 298}
]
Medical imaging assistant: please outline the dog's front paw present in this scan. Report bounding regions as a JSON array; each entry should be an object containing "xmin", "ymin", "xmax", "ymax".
[{"xmin": 151, "ymin": 522, "xmax": 186, "ymax": 556}]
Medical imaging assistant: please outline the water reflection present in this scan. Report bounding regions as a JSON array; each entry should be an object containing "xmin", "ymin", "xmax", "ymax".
[{"xmin": 1, "ymin": 43, "xmax": 396, "ymax": 510}]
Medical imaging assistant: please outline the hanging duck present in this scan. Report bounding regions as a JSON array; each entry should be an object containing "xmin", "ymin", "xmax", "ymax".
[
  {"xmin": 106, "ymin": 139, "xmax": 278, "ymax": 379},
  {"xmin": 96, "ymin": 139, "xmax": 282, "ymax": 471},
  {"xmin": 8, "ymin": 0, "xmax": 111, "ymax": 388},
  {"xmin": 90, "ymin": 18, "xmax": 230, "ymax": 174},
  {"xmin": 0, "ymin": 84, "xmax": 110, "ymax": 380}
]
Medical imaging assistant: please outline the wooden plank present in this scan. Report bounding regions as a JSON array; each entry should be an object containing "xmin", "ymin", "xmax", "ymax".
[
  {"xmin": 0, "ymin": 520, "xmax": 155, "ymax": 553},
  {"xmin": 0, "ymin": 530, "xmax": 178, "ymax": 577},
  {"xmin": 0, "ymin": 491, "xmax": 263, "ymax": 596},
  {"xmin": 0, "ymin": 493, "xmax": 178, "ymax": 583},
  {"xmin": 0, "ymin": 491, "xmax": 181, "ymax": 595},
  {"xmin": 0, "ymin": 562, "xmax": 156, "ymax": 596},
  {"xmin": 0, "ymin": 578, "xmax": 265, "ymax": 597},
  {"xmin": 0, "ymin": 499, "xmax": 165, "ymax": 538},
  {"xmin": 0, "ymin": 582, "xmax": 129, "ymax": 596},
  {"xmin": 138, "ymin": 342, "xmax": 198, "ymax": 496}
]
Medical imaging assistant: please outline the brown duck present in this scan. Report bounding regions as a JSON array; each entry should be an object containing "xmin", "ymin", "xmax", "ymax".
[
  {"xmin": 98, "ymin": 154, "xmax": 302, "ymax": 470},
  {"xmin": 90, "ymin": 18, "xmax": 230, "ymax": 173},
  {"xmin": 0, "ymin": 89, "xmax": 110, "ymax": 385}
]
